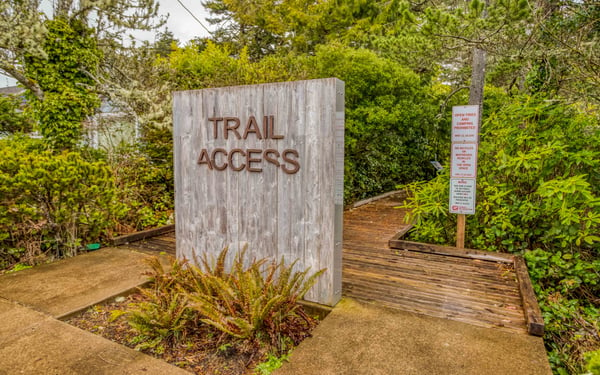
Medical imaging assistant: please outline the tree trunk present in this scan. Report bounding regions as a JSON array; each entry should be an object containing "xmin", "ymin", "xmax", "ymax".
[{"xmin": 469, "ymin": 47, "xmax": 486, "ymax": 106}]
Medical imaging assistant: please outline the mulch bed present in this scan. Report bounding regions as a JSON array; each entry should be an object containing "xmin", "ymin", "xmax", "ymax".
[{"xmin": 66, "ymin": 292, "xmax": 285, "ymax": 375}]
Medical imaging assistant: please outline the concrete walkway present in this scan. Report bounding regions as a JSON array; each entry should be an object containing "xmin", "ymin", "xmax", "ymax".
[
  {"xmin": 276, "ymin": 298, "xmax": 552, "ymax": 375},
  {"xmin": 0, "ymin": 247, "xmax": 189, "ymax": 375},
  {"xmin": 0, "ymin": 246, "xmax": 552, "ymax": 375}
]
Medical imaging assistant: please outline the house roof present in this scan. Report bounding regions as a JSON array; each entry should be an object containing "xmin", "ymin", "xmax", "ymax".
[{"xmin": 0, "ymin": 86, "xmax": 25, "ymax": 96}]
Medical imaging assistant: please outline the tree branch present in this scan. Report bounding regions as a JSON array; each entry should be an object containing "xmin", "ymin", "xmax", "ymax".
[
  {"xmin": 0, "ymin": 61, "xmax": 44, "ymax": 100},
  {"xmin": 437, "ymin": 86, "xmax": 469, "ymax": 119}
]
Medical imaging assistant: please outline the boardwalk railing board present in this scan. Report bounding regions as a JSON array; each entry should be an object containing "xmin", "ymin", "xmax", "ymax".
[
  {"xmin": 389, "ymin": 239, "xmax": 515, "ymax": 263},
  {"xmin": 347, "ymin": 190, "xmax": 405, "ymax": 210},
  {"xmin": 389, "ymin": 223, "xmax": 414, "ymax": 242}
]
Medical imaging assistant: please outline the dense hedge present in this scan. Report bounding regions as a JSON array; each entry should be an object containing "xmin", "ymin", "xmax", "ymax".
[{"xmin": 312, "ymin": 45, "xmax": 442, "ymax": 202}]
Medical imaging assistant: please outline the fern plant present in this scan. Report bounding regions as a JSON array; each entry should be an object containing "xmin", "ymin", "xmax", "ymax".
[
  {"xmin": 125, "ymin": 250, "xmax": 323, "ymax": 355},
  {"xmin": 126, "ymin": 256, "xmax": 196, "ymax": 352},
  {"xmin": 186, "ymin": 247, "xmax": 324, "ymax": 352}
]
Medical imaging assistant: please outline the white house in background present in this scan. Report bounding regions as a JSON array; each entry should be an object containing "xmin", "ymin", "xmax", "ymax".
[
  {"xmin": 0, "ymin": 85, "xmax": 138, "ymax": 150},
  {"xmin": 0, "ymin": 86, "xmax": 24, "ymax": 96},
  {"xmin": 86, "ymin": 100, "xmax": 139, "ymax": 152}
]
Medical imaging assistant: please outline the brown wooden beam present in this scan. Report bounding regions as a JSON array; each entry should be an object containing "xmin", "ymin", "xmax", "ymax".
[
  {"xmin": 513, "ymin": 255, "xmax": 545, "ymax": 336},
  {"xmin": 456, "ymin": 214, "xmax": 466, "ymax": 248},
  {"xmin": 112, "ymin": 224, "xmax": 176, "ymax": 246},
  {"xmin": 347, "ymin": 190, "xmax": 405, "ymax": 210},
  {"xmin": 389, "ymin": 239, "xmax": 514, "ymax": 263},
  {"xmin": 389, "ymin": 224, "xmax": 414, "ymax": 242}
]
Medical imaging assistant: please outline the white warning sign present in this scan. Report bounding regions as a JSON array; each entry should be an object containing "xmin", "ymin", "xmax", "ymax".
[
  {"xmin": 451, "ymin": 105, "xmax": 479, "ymax": 143},
  {"xmin": 450, "ymin": 143, "xmax": 478, "ymax": 178},
  {"xmin": 449, "ymin": 178, "xmax": 476, "ymax": 215}
]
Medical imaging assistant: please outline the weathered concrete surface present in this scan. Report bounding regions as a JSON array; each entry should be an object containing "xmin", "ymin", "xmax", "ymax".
[
  {"xmin": 0, "ymin": 246, "xmax": 551, "ymax": 375},
  {"xmin": 0, "ymin": 247, "xmax": 153, "ymax": 318},
  {"xmin": 0, "ymin": 298, "xmax": 189, "ymax": 375},
  {"xmin": 276, "ymin": 298, "xmax": 552, "ymax": 375}
]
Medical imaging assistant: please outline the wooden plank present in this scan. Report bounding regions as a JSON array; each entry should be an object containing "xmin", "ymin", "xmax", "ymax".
[
  {"xmin": 347, "ymin": 190, "xmax": 405, "ymax": 209},
  {"xmin": 346, "ymin": 245, "xmax": 508, "ymax": 275},
  {"xmin": 112, "ymin": 225, "xmax": 175, "ymax": 246},
  {"xmin": 342, "ymin": 266, "xmax": 524, "ymax": 310},
  {"xmin": 343, "ymin": 252, "xmax": 519, "ymax": 283},
  {"xmin": 390, "ymin": 249, "xmax": 510, "ymax": 271},
  {"xmin": 154, "ymin": 234, "xmax": 176, "ymax": 243},
  {"xmin": 343, "ymin": 258, "xmax": 521, "ymax": 298},
  {"xmin": 347, "ymin": 243, "xmax": 508, "ymax": 271},
  {"xmin": 123, "ymin": 241, "xmax": 172, "ymax": 253},
  {"xmin": 514, "ymin": 255, "xmax": 545, "ymax": 336},
  {"xmin": 342, "ymin": 261, "xmax": 521, "ymax": 297},
  {"xmin": 389, "ymin": 224, "xmax": 414, "ymax": 242},
  {"xmin": 142, "ymin": 238, "xmax": 177, "ymax": 251},
  {"xmin": 341, "ymin": 280, "xmax": 525, "ymax": 327},
  {"xmin": 343, "ymin": 295, "xmax": 526, "ymax": 334},
  {"xmin": 342, "ymin": 282, "xmax": 527, "ymax": 333},
  {"xmin": 342, "ymin": 275, "xmax": 524, "ymax": 320},
  {"xmin": 389, "ymin": 239, "xmax": 514, "ymax": 263}
]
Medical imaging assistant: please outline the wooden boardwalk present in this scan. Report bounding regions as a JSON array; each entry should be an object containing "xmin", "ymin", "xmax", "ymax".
[
  {"xmin": 118, "ymin": 193, "xmax": 531, "ymax": 335},
  {"xmin": 343, "ymin": 194, "xmax": 528, "ymax": 334}
]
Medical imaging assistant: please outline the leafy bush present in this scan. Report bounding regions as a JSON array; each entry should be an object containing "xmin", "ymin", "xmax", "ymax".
[
  {"xmin": 402, "ymin": 96, "xmax": 600, "ymax": 373},
  {"xmin": 127, "ymin": 250, "xmax": 323, "ymax": 355},
  {"xmin": 0, "ymin": 136, "xmax": 125, "ymax": 269},
  {"xmin": 405, "ymin": 96, "xmax": 600, "ymax": 251},
  {"xmin": 585, "ymin": 349, "xmax": 600, "ymax": 375},
  {"xmin": 313, "ymin": 44, "xmax": 441, "ymax": 202},
  {"xmin": 108, "ymin": 142, "xmax": 174, "ymax": 232},
  {"xmin": 0, "ymin": 94, "xmax": 33, "ymax": 135}
]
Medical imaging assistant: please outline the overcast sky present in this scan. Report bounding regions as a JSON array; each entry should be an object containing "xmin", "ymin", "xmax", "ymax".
[
  {"xmin": 133, "ymin": 0, "xmax": 212, "ymax": 44},
  {"xmin": 0, "ymin": 1, "xmax": 212, "ymax": 87}
]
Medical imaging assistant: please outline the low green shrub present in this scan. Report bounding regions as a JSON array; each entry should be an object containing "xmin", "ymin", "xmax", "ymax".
[
  {"xmin": 108, "ymin": 143, "xmax": 174, "ymax": 232},
  {"xmin": 126, "ymin": 257, "xmax": 195, "ymax": 353},
  {"xmin": 0, "ymin": 136, "xmax": 125, "ymax": 268},
  {"xmin": 188, "ymin": 248, "xmax": 323, "ymax": 352}
]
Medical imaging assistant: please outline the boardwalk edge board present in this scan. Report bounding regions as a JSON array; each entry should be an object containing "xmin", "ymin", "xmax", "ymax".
[
  {"xmin": 347, "ymin": 190, "xmax": 406, "ymax": 210},
  {"xmin": 112, "ymin": 224, "xmax": 176, "ymax": 246},
  {"xmin": 514, "ymin": 255, "xmax": 545, "ymax": 336},
  {"xmin": 389, "ymin": 239, "xmax": 515, "ymax": 263}
]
